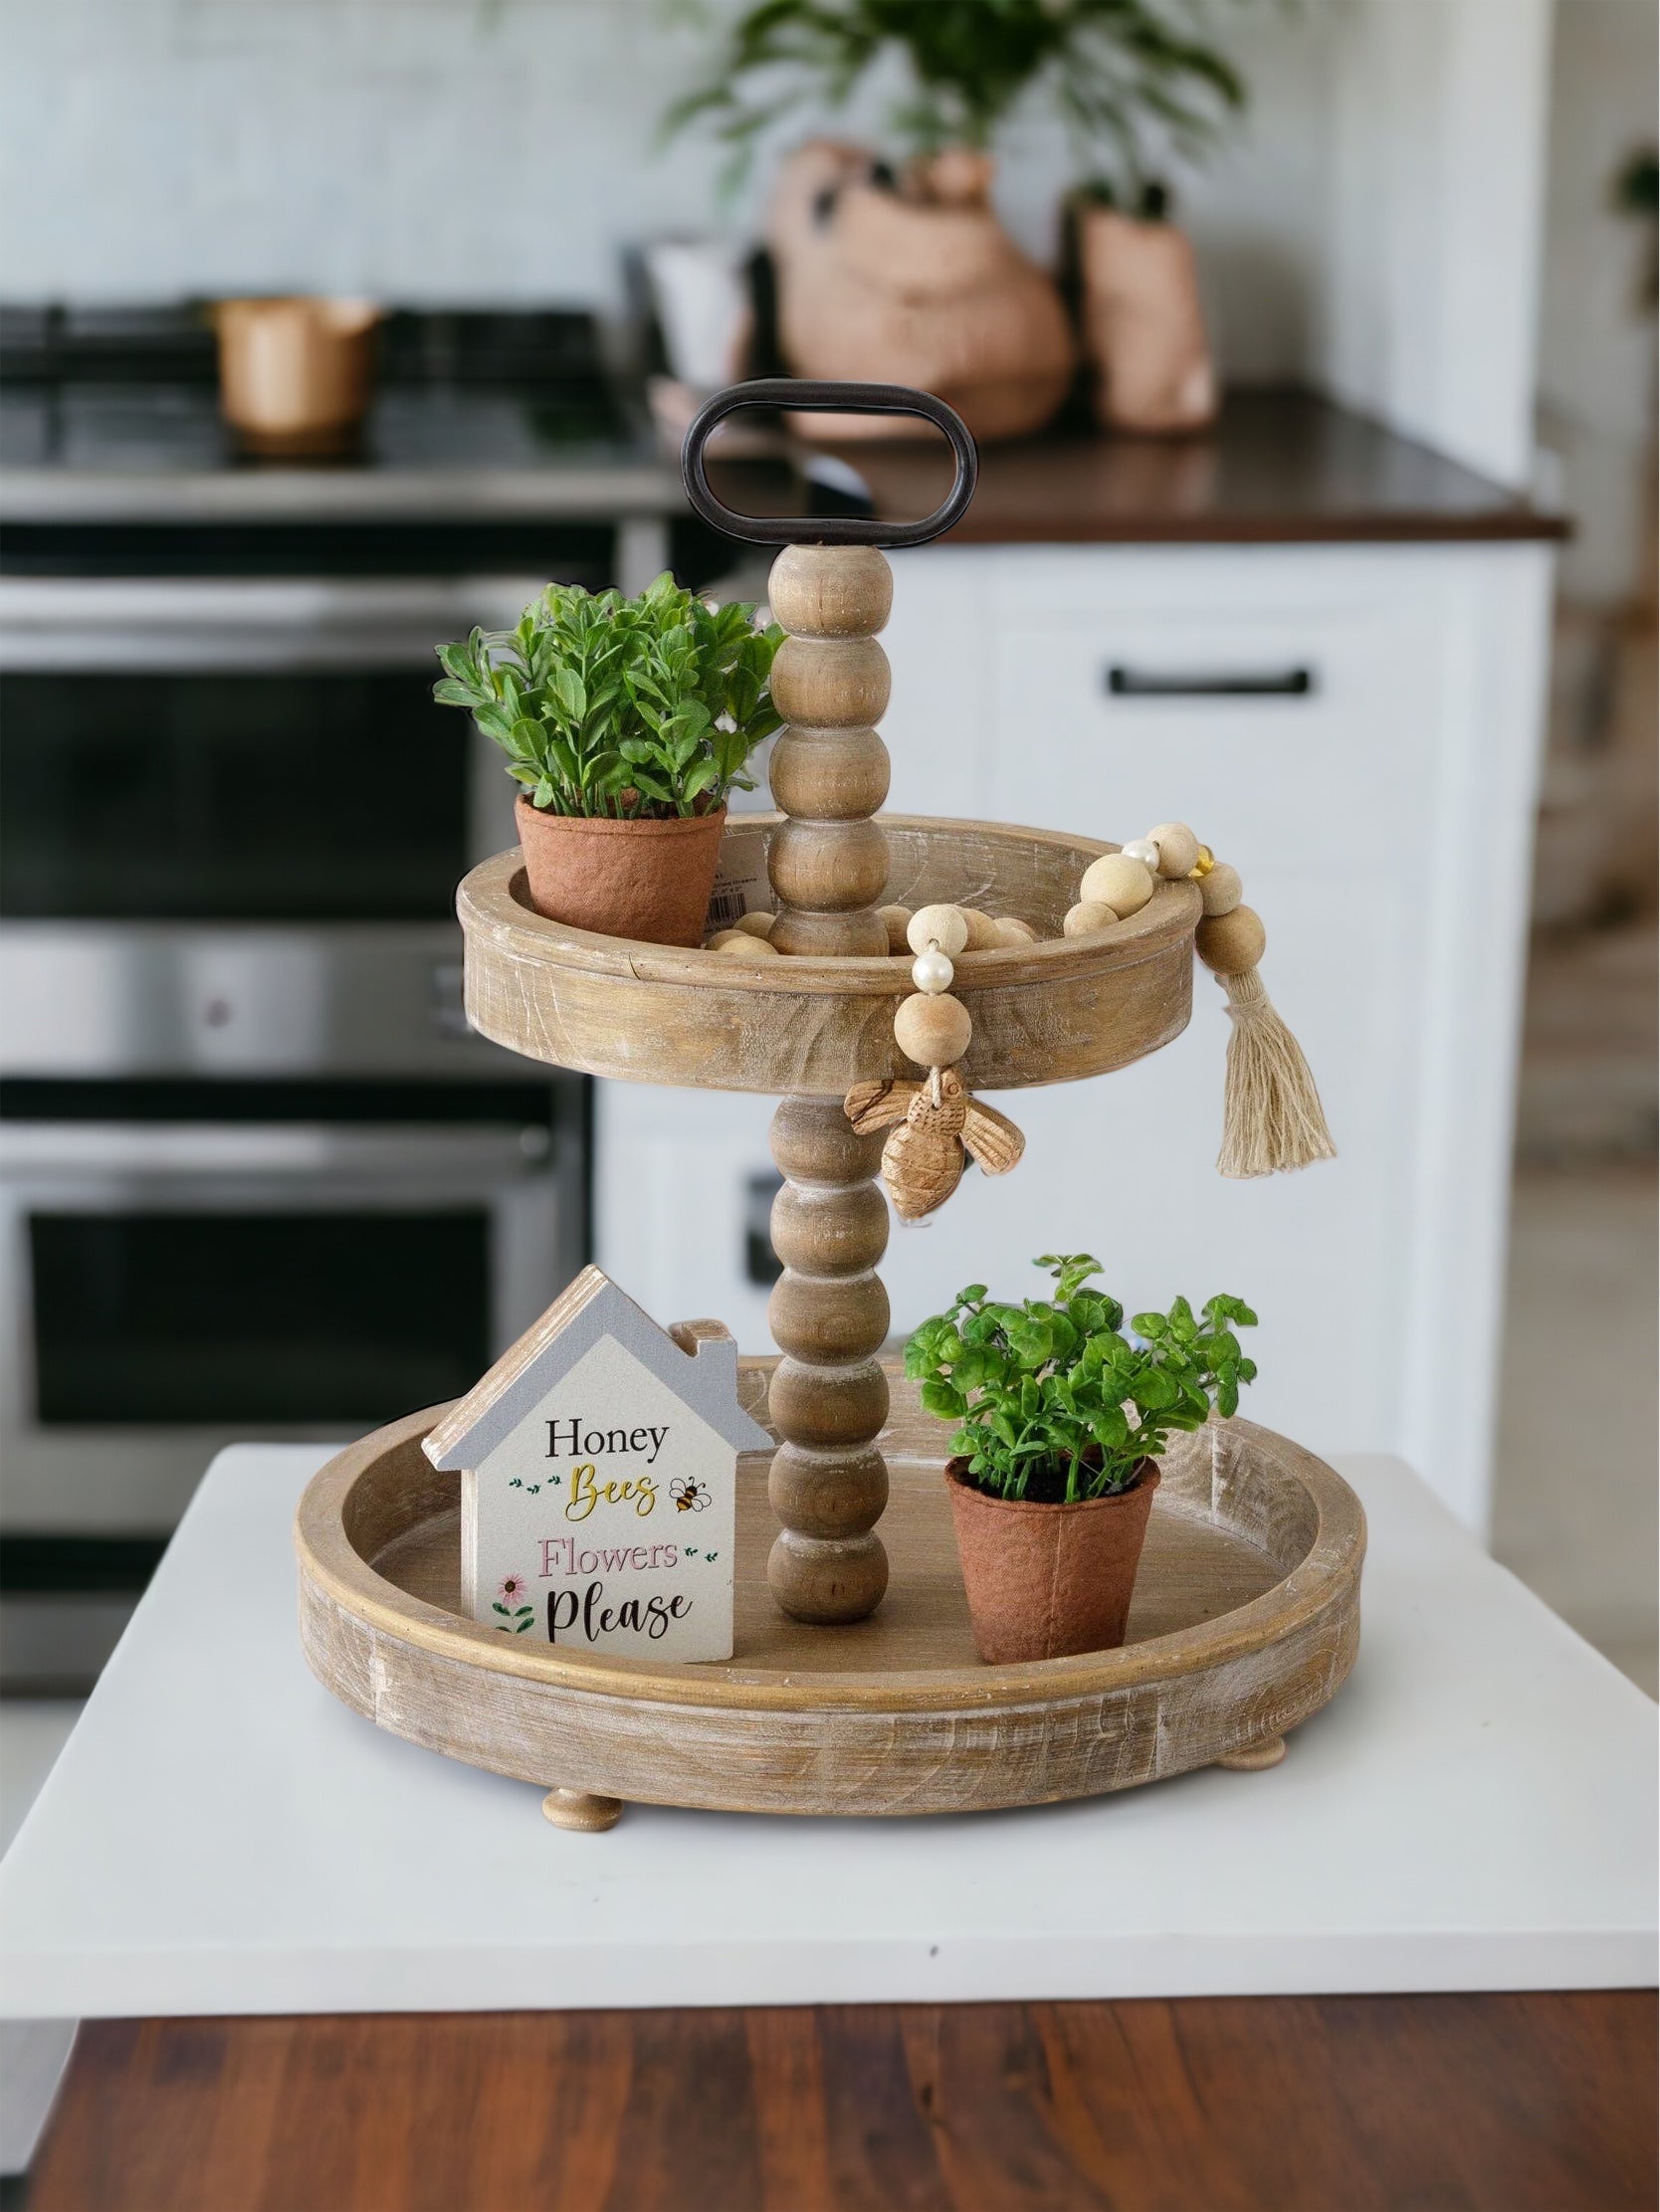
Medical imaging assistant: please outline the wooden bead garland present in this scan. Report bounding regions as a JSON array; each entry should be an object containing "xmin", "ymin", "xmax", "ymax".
[
  {"xmin": 1194, "ymin": 904, "xmax": 1266, "ymax": 976},
  {"xmin": 1146, "ymin": 821, "xmax": 1201, "ymax": 879},
  {"xmin": 907, "ymin": 905, "xmax": 969, "ymax": 958},
  {"xmin": 1066, "ymin": 820, "xmax": 1336, "ymax": 1179},
  {"xmin": 708, "ymin": 928, "xmax": 781, "ymax": 960},
  {"xmin": 877, "ymin": 904, "xmax": 915, "ymax": 952},
  {"xmin": 1064, "ymin": 901, "xmax": 1119, "ymax": 938},
  {"xmin": 894, "ymin": 990, "xmax": 972, "ymax": 1069},
  {"xmin": 1079, "ymin": 851, "xmax": 1153, "ymax": 917},
  {"xmin": 1198, "ymin": 861, "xmax": 1243, "ymax": 917},
  {"xmin": 710, "ymin": 898, "xmax": 1052, "ymax": 961},
  {"xmin": 845, "ymin": 903, "xmax": 1026, "ymax": 1220}
]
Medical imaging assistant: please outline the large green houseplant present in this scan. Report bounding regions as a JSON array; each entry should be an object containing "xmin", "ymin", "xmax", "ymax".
[
  {"xmin": 669, "ymin": 0, "xmax": 1248, "ymax": 203},
  {"xmin": 907, "ymin": 1255, "xmax": 1258, "ymax": 1662},
  {"xmin": 669, "ymin": 0, "xmax": 1253, "ymax": 436},
  {"xmin": 435, "ymin": 572, "xmax": 783, "ymax": 947}
]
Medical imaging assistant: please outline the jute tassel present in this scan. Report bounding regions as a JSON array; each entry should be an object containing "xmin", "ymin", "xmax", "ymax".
[{"xmin": 1216, "ymin": 967, "xmax": 1337, "ymax": 1178}]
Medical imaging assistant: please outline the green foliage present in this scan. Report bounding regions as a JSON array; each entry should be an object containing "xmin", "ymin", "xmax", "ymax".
[
  {"xmin": 1075, "ymin": 174, "xmax": 1171, "ymax": 220},
  {"xmin": 665, "ymin": 0, "xmax": 1251, "ymax": 201},
  {"xmin": 434, "ymin": 572, "xmax": 785, "ymax": 819},
  {"xmin": 905, "ymin": 1254, "xmax": 1257, "ymax": 1503}
]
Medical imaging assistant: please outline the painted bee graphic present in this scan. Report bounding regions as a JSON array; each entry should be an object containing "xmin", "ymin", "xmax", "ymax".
[{"xmin": 671, "ymin": 1477, "xmax": 711, "ymax": 1513}]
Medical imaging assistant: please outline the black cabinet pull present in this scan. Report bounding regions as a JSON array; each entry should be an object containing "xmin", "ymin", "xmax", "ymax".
[{"xmin": 1106, "ymin": 666, "xmax": 1315, "ymax": 699}]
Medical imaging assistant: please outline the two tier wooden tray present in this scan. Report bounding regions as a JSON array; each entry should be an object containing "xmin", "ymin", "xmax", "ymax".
[
  {"xmin": 296, "ymin": 381, "xmax": 1365, "ymax": 1827},
  {"xmin": 296, "ymin": 1366, "xmax": 1364, "ymax": 1827}
]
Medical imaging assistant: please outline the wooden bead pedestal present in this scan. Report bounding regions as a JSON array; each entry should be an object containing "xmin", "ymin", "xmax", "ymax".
[{"xmin": 764, "ymin": 543, "xmax": 896, "ymax": 1620}]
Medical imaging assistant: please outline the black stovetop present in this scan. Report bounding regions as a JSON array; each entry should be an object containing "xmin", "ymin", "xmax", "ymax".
[{"xmin": 0, "ymin": 303, "xmax": 651, "ymax": 477}]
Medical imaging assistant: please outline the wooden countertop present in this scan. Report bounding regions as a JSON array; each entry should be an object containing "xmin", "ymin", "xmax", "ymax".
[
  {"xmin": 1, "ymin": 385, "xmax": 1565, "ymax": 544},
  {"xmin": 32, "ymin": 1994, "xmax": 1657, "ymax": 2210},
  {"xmin": 707, "ymin": 387, "xmax": 1567, "ymax": 548}
]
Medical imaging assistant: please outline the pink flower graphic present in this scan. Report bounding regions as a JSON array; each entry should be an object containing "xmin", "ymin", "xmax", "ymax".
[{"xmin": 497, "ymin": 1572, "xmax": 529, "ymax": 1604}]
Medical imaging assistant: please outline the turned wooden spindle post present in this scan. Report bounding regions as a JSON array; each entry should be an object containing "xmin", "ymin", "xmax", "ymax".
[{"xmin": 764, "ymin": 543, "xmax": 895, "ymax": 1622}]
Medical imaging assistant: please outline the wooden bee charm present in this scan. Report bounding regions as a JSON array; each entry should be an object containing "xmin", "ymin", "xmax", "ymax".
[{"xmin": 845, "ymin": 1065, "xmax": 1025, "ymax": 1221}]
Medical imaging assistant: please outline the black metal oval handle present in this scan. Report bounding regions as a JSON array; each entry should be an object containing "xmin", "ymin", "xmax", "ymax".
[{"xmin": 681, "ymin": 378, "xmax": 978, "ymax": 548}]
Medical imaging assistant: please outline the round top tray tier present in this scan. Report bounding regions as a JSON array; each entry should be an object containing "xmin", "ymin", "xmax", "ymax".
[{"xmin": 458, "ymin": 813, "xmax": 1200, "ymax": 1098}]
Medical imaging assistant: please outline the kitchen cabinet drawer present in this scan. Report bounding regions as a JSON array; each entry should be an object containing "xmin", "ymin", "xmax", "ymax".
[{"xmin": 988, "ymin": 601, "xmax": 1428, "ymax": 869}]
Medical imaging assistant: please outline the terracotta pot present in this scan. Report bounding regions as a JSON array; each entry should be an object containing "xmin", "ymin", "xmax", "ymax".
[
  {"xmin": 515, "ymin": 799, "xmax": 727, "ymax": 948},
  {"xmin": 213, "ymin": 297, "xmax": 381, "ymax": 454},
  {"xmin": 945, "ymin": 1456, "xmax": 1160, "ymax": 1665},
  {"xmin": 1075, "ymin": 206, "xmax": 1216, "ymax": 435},
  {"xmin": 765, "ymin": 141, "xmax": 1075, "ymax": 445}
]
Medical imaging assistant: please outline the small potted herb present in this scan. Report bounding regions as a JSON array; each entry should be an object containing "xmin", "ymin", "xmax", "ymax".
[
  {"xmin": 906, "ymin": 1255, "xmax": 1257, "ymax": 1664},
  {"xmin": 435, "ymin": 573, "xmax": 784, "ymax": 947}
]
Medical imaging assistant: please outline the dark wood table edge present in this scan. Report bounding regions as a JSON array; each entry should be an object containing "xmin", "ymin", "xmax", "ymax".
[{"xmin": 26, "ymin": 1988, "xmax": 1658, "ymax": 2212}]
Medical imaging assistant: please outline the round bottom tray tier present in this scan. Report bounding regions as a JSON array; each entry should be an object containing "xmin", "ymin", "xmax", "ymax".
[
  {"xmin": 296, "ymin": 1365, "xmax": 1364, "ymax": 1822},
  {"xmin": 456, "ymin": 815, "xmax": 1201, "ymax": 1096}
]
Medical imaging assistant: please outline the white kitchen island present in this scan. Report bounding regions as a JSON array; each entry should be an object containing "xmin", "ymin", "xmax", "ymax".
[{"xmin": 2, "ymin": 1436, "xmax": 1651, "ymax": 2021}]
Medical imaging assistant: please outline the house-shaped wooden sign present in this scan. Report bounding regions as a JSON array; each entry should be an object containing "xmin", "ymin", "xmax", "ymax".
[{"xmin": 423, "ymin": 1266, "xmax": 770, "ymax": 1663}]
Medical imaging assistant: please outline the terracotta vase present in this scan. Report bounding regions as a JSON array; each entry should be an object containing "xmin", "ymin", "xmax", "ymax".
[
  {"xmin": 1076, "ymin": 206, "xmax": 1216, "ymax": 435},
  {"xmin": 515, "ymin": 799, "xmax": 726, "ymax": 948},
  {"xmin": 945, "ymin": 1457, "xmax": 1160, "ymax": 1665},
  {"xmin": 213, "ymin": 297, "xmax": 380, "ymax": 455},
  {"xmin": 765, "ymin": 141, "xmax": 1076, "ymax": 445}
]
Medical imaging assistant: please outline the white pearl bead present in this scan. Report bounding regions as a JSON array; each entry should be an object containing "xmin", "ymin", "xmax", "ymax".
[
  {"xmin": 911, "ymin": 947, "xmax": 954, "ymax": 995},
  {"xmin": 1122, "ymin": 837, "xmax": 1161, "ymax": 870}
]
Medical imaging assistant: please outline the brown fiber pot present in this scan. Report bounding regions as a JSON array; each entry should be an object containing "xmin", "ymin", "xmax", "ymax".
[
  {"xmin": 515, "ymin": 799, "xmax": 727, "ymax": 948},
  {"xmin": 944, "ymin": 1457, "xmax": 1160, "ymax": 1665}
]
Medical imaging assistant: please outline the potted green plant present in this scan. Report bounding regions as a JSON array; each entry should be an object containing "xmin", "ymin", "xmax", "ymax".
[
  {"xmin": 668, "ymin": 0, "xmax": 1248, "ymax": 189},
  {"xmin": 434, "ymin": 572, "xmax": 784, "ymax": 947},
  {"xmin": 906, "ymin": 1255, "xmax": 1257, "ymax": 1664}
]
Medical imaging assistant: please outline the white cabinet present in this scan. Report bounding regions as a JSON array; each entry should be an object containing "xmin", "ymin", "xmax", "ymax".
[{"xmin": 597, "ymin": 540, "xmax": 1554, "ymax": 1535}]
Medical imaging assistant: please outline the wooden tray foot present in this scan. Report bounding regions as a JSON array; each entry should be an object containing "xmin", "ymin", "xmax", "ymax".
[
  {"xmin": 1218, "ymin": 1735, "xmax": 1287, "ymax": 1772},
  {"xmin": 541, "ymin": 1788, "xmax": 623, "ymax": 1832}
]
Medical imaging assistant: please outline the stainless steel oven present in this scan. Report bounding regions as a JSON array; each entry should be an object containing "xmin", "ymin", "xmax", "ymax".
[
  {"xmin": 0, "ymin": 570, "xmax": 543, "ymax": 912},
  {"xmin": 0, "ymin": 567, "xmax": 564, "ymax": 1078},
  {"xmin": 0, "ymin": 304, "xmax": 688, "ymax": 1683},
  {"xmin": 0, "ymin": 1080, "xmax": 569, "ymax": 1534},
  {"xmin": 0, "ymin": 553, "xmax": 597, "ymax": 1682}
]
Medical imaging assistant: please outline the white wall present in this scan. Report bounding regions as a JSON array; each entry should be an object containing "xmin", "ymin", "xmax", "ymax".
[
  {"xmin": 1317, "ymin": 0, "xmax": 1555, "ymax": 487},
  {"xmin": 0, "ymin": 2, "xmax": 1463, "ymax": 397},
  {"xmin": 2, "ymin": 1, "xmax": 1556, "ymax": 478},
  {"xmin": 1534, "ymin": 0, "xmax": 1656, "ymax": 604}
]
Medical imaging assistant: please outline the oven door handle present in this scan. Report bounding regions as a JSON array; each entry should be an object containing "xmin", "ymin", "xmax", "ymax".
[
  {"xmin": 0, "ymin": 1121, "xmax": 550, "ymax": 1180},
  {"xmin": 0, "ymin": 577, "xmax": 550, "ymax": 670}
]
